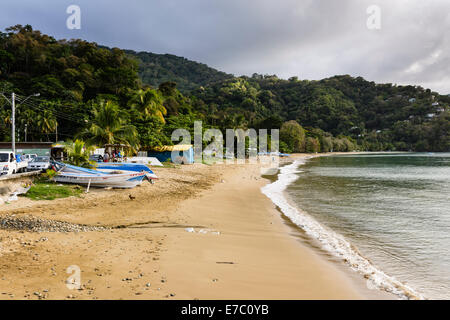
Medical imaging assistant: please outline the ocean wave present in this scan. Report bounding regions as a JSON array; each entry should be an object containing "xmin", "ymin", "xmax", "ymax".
[{"xmin": 261, "ymin": 159, "xmax": 425, "ymax": 300}]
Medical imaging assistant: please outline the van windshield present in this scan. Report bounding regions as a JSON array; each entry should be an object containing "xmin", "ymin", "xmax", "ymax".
[{"xmin": 0, "ymin": 153, "xmax": 9, "ymax": 162}]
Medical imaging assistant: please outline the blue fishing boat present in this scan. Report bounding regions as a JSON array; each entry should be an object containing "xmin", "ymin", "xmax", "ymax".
[
  {"xmin": 94, "ymin": 163, "xmax": 158, "ymax": 181},
  {"xmin": 51, "ymin": 162, "xmax": 146, "ymax": 189}
]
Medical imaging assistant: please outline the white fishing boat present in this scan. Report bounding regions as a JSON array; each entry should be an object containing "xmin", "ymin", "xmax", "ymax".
[
  {"xmin": 54, "ymin": 171, "xmax": 146, "ymax": 188},
  {"xmin": 127, "ymin": 156, "xmax": 163, "ymax": 167},
  {"xmin": 52, "ymin": 162, "xmax": 146, "ymax": 188},
  {"xmin": 94, "ymin": 162, "xmax": 158, "ymax": 180}
]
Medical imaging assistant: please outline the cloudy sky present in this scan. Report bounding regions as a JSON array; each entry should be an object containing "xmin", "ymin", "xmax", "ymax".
[{"xmin": 1, "ymin": 0, "xmax": 450, "ymax": 93}]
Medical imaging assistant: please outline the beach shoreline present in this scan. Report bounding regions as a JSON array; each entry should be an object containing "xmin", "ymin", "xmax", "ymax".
[
  {"xmin": 0, "ymin": 154, "xmax": 393, "ymax": 299},
  {"xmin": 266, "ymin": 154, "xmax": 400, "ymax": 299}
]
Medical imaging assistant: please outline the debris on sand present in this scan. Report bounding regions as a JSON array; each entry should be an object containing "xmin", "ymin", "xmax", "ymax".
[
  {"xmin": 185, "ymin": 227, "xmax": 220, "ymax": 235},
  {"xmin": 0, "ymin": 215, "xmax": 108, "ymax": 233}
]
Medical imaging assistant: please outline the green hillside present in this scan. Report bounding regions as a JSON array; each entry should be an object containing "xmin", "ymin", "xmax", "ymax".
[
  {"xmin": 0, "ymin": 25, "xmax": 448, "ymax": 153},
  {"xmin": 125, "ymin": 50, "xmax": 233, "ymax": 93},
  {"xmin": 193, "ymin": 75, "xmax": 450, "ymax": 151}
]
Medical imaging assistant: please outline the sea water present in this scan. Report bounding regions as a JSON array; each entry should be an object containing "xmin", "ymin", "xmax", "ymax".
[{"xmin": 262, "ymin": 153, "xmax": 450, "ymax": 299}]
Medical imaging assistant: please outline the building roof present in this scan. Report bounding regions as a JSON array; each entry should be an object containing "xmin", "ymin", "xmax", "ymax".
[
  {"xmin": 151, "ymin": 144, "xmax": 193, "ymax": 152},
  {"xmin": 0, "ymin": 142, "xmax": 54, "ymax": 149}
]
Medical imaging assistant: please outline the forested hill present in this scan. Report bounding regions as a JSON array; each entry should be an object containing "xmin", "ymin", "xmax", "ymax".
[
  {"xmin": 124, "ymin": 49, "xmax": 233, "ymax": 93},
  {"xmin": 193, "ymin": 75, "xmax": 450, "ymax": 151},
  {"xmin": 0, "ymin": 25, "xmax": 448, "ymax": 152}
]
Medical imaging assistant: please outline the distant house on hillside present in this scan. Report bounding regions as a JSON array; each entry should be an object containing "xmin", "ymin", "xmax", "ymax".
[
  {"xmin": 432, "ymin": 102, "xmax": 440, "ymax": 106},
  {"xmin": 409, "ymin": 98, "xmax": 416, "ymax": 103}
]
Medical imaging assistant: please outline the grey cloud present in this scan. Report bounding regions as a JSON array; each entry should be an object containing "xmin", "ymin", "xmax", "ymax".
[{"xmin": 0, "ymin": 0, "xmax": 449, "ymax": 93}]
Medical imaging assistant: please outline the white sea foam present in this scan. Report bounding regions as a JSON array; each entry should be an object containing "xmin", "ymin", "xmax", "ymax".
[{"xmin": 261, "ymin": 159, "xmax": 425, "ymax": 300}]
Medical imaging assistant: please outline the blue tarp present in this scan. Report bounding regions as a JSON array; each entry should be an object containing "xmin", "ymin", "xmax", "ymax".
[
  {"xmin": 147, "ymin": 148, "xmax": 194, "ymax": 164},
  {"xmin": 95, "ymin": 163, "xmax": 155, "ymax": 174}
]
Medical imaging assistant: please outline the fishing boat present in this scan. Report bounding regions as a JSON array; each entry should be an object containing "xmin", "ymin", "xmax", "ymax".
[
  {"xmin": 127, "ymin": 156, "xmax": 163, "ymax": 166},
  {"xmin": 94, "ymin": 163, "xmax": 158, "ymax": 181},
  {"xmin": 52, "ymin": 162, "xmax": 146, "ymax": 188}
]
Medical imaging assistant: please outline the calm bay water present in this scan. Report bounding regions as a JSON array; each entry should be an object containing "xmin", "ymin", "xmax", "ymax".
[{"xmin": 286, "ymin": 153, "xmax": 450, "ymax": 299}]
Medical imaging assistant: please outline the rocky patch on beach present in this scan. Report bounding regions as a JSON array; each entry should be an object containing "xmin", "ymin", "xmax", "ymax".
[{"xmin": 0, "ymin": 215, "xmax": 108, "ymax": 233}]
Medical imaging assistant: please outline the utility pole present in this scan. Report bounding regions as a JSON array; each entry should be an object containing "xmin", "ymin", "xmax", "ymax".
[
  {"xmin": 55, "ymin": 122, "xmax": 58, "ymax": 142},
  {"xmin": 25, "ymin": 124, "xmax": 28, "ymax": 142},
  {"xmin": 12, "ymin": 92, "xmax": 15, "ymax": 154}
]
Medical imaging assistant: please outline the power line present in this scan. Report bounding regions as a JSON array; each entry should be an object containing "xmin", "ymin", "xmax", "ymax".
[
  {"xmin": 19, "ymin": 101, "xmax": 87, "ymax": 124},
  {"xmin": 18, "ymin": 127, "xmax": 74, "ymax": 137},
  {"xmin": 14, "ymin": 95, "xmax": 91, "ymax": 124},
  {"xmin": 15, "ymin": 93, "xmax": 86, "ymax": 121}
]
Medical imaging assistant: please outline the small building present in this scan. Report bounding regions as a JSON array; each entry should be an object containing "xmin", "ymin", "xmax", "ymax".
[
  {"xmin": 409, "ymin": 98, "xmax": 416, "ymax": 103},
  {"xmin": 0, "ymin": 142, "xmax": 53, "ymax": 156},
  {"xmin": 146, "ymin": 144, "xmax": 194, "ymax": 164},
  {"xmin": 51, "ymin": 143, "xmax": 66, "ymax": 161},
  {"xmin": 104, "ymin": 144, "xmax": 129, "ymax": 156}
]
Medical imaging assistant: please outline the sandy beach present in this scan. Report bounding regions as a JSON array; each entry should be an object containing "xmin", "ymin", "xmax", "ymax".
[{"xmin": 0, "ymin": 154, "xmax": 391, "ymax": 300}]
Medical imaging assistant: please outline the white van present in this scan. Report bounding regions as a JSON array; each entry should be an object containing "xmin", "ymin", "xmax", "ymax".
[{"xmin": 0, "ymin": 151, "xmax": 29, "ymax": 175}]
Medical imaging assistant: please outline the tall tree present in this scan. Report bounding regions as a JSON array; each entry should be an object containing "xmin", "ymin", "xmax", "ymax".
[
  {"xmin": 80, "ymin": 100, "xmax": 139, "ymax": 150},
  {"xmin": 280, "ymin": 120, "xmax": 306, "ymax": 153},
  {"xmin": 36, "ymin": 109, "xmax": 57, "ymax": 141},
  {"xmin": 130, "ymin": 88, "xmax": 167, "ymax": 123}
]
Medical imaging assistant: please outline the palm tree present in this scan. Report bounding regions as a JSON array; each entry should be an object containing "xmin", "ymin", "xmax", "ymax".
[
  {"xmin": 18, "ymin": 109, "xmax": 37, "ymax": 141},
  {"xmin": 64, "ymin": 139, "xmax": 94, "ymax": 168},
  {"xmin": 131, "ymin": 88, "xmax": 167, "ymax": 123},
  {"xmin": 36, "ymin": 109, "xmax": 57, "ymax": 141},
  {"xmin": 1, "ymin": 109, "xmax": 11, "ymax": 127},
  {"xmin": 80, "ymin": 100, "xmax": 139, "ymax": 151},
  {"xmin": 0, "ymin": 109, "xmax": 12, "ymax": 141}
]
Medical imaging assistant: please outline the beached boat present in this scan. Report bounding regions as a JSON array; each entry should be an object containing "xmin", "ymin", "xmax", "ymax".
[
  {"xmin": 127, "ymin": 156, "xmax": 163, "ymax": 166},
  {"xmin": 52, "ymin": 162, "xmax": 146, "ymax": 188},
  {"xmin": 94, "ymin": 163, "xmax": 158, "ymax": 181}
]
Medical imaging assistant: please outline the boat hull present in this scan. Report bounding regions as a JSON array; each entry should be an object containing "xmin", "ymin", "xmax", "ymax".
[
  {"xmin": 54, "ymin": 171, "xmax": 146, "ymax": 188},
  {"xmin": 95, "ymin": 163, "xmax": 158, "ymax": 180}
]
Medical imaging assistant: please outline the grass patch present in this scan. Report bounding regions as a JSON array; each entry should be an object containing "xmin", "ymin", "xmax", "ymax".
[
  {"xmin": 24, "ymin": 180, "xmax": 84, "ymax": 201},
  {"xmin": 161, "ymin": 161, "xmax": 180, "ymax": 168}
]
